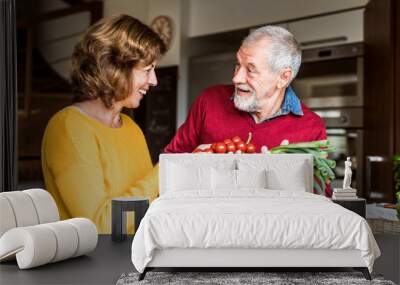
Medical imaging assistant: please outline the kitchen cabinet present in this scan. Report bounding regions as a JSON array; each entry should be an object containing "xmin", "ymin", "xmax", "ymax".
[
  {"xmin": 363, "ymin": 0, "xmax": 400, "ymax": 203},
  {"xmin": 288, "ymin": 10, "xmax": 363, "ymax": 49}
]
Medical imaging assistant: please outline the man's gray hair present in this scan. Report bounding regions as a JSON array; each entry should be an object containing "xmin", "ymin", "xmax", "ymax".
[{"xmin": 243, "ymin": 25, "xmax": 302, "ymax": 83}]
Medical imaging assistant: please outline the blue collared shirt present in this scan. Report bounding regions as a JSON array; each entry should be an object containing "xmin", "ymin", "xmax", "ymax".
[{"xmin": 251, "ymin": 85, "xmax": 304, "ymax": 123}]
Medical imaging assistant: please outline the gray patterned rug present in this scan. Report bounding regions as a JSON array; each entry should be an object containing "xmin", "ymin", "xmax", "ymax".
[{"xmin": 116, "ymin": 271, "xmax": 396, "ymax": 285}]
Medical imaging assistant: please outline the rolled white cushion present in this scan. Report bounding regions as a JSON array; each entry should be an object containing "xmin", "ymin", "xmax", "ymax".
[
  {"xmin": 0, "ymin": 226, "xmax": 57, "ymax": 269},
  {"xmin": 65, "ymin": 218, "xmax": 98, "ymax": 257},
  {"xmin": 42, "ymin": 221, "xmax": 79, "ymax": 262},
  {"xmin": 0, "ymin": 191, "xmax": 39, "ymax": 227},
  {"xmin": 0, "ymin": 218, "xmax": 97, "ymax": 269},
  {"xmin": 23, "ymin": 189, "xmax": 59, "ymax": 223},
  {"xmin": 0, "ymin": 196, "xmax": 17, "ymax": 237}
]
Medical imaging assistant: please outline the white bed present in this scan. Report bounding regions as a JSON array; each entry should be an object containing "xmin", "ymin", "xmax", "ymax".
[{"xmin": 131, "ymin": 154, "xmax": 380, "ymax": 280}]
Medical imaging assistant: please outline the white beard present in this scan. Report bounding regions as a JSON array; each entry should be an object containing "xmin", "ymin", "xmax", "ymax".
[{"xmin": 233, "ymin": 89, "xmax": 259, "ymax": 112}]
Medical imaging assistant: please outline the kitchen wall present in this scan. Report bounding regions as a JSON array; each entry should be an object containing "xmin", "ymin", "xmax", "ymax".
[
  {"xmin": 189, "ymin": 0, "xmax": 368, "ymax": 37},
  {"xmin": 36, "ymin": 0, "xmax": 370, "ymax": 127}
]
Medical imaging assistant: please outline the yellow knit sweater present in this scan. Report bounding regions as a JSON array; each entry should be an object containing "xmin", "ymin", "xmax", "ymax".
[{"xmin": 41, "ymin": 106, "xmax": 158, "ymax": 234}]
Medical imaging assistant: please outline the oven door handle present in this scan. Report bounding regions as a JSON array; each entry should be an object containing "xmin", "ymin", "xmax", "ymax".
[{"xmin": 365, "ymin": 155, "xmax": 386, "ymax": 198}]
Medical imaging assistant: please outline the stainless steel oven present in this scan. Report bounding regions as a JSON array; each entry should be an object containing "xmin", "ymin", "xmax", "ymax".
[
  {"xmin": 314, "ymin": 108, "xmax": 363, "ymax": 195},
  {"xmin": 292, "ymin": 42, "xmax": 364, "ymax": 108}
]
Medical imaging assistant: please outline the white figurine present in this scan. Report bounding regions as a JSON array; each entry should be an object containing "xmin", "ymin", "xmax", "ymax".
[{"xmin": 343, "ymin": 157, "xmax": 353, "ymax": 190}]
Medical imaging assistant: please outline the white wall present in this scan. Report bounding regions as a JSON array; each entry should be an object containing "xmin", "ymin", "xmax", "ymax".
[
  {"xmin": 148, "ymin": 0, "xmax": 182, "ymax": 67},
  {"xmin": 104, "ymin": 0, "xmax": 183, "ymax": 68},
  {"xmin": 103, "ymin": 0, "xmax": 149, "ymax": 23},
  {"xmin": 189, "ymin": 0, "xmax": 369, "ymax": 37}
]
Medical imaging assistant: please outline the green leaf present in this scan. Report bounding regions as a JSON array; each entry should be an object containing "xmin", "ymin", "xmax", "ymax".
[{"xmin": 313, "ymin": 179, "xmax": 323, "ymax": 195}]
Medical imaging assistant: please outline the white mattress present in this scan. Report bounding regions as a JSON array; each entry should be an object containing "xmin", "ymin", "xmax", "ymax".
[{"xmin": 131, "ymin": 190, "xmax": 380, "ymax": 273}]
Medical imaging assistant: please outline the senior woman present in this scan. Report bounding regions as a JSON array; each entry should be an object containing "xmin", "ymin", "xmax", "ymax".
[{"xmin": 41, "ymin": 15, "xmax": 166, "ymax": 234}]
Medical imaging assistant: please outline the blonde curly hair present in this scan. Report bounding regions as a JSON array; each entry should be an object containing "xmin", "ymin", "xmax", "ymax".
[{"xmin": 70, "ymin": 14, "xmax": 166, "ymax": 108}]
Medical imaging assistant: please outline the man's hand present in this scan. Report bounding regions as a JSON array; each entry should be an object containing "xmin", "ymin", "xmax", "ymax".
[{"xmin": 193, "ymin": 144, "xmax": 212, "ymax": 153}]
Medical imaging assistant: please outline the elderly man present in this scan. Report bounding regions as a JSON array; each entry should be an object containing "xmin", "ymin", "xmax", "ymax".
[{"xmin": 164, "ymin": 25, "xmax": 326, "ymax": 153}]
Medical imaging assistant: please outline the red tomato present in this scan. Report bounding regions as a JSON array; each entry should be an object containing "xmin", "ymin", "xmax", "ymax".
[
  {"xmin": 226, "ymin": 143, "xmax": 236, "ymax": 152},
  {"xmin": 235, "ymin": 141, "xmax": 247, "ymax": 152},
  {"xmin": 232, "ymin": 136, "xmax": 243, "ymax": 144},
  {"xmin": 214, "ymin": 142, "xmax": 227, "ymax": 153},
  {"xmin": 211, "ymin": 143, "xmax": 217, "ymax": 152},
  {"xmin": 223, "ymin": 139, "xmax": 233, "ymax": 145},
  {"xmin": 246, "ymin": 143, "xmax": 256, "ymax": 153}
]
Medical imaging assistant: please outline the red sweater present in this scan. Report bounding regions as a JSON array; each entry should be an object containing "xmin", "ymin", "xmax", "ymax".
[{"xmin": 165, "ymin": 85, "xmax": 327, "ymax": 153}]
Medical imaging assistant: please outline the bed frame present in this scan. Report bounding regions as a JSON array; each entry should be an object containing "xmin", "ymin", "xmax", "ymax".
[
  {"xmin": 139, "ymin": 248, "xmax": 371, "ymax": 280},
  {"xmin": 138, "ymin": 154, "xmax": 372, "ymax": 281}
]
